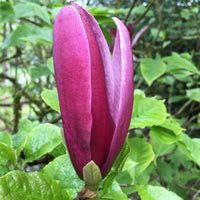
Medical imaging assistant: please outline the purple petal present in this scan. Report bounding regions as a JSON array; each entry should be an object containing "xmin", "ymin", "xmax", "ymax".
[
  {"xmin": 53, "ymin": 5, "xmax": 93, "ymax": 178},
  {"xmin": 132, "ymin": 25, "xmax": 149, "ymax": 47},
  {"xmin": 73, "ymin": 4, "xmax": 115, "ymax": 171},
  {"xmin": 102, "ymin": 17, "xmax": 134, "ymax": 177}
]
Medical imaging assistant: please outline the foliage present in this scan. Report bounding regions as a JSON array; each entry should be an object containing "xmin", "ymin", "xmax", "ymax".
[{"xmin": 0, "ymin": 0, "xmax": 200, "ymax": 199}]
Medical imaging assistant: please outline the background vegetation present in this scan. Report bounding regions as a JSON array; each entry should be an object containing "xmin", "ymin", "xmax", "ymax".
[{"xmin": 0, "ymin": 0, "xmax": 200, "ymax": 199}]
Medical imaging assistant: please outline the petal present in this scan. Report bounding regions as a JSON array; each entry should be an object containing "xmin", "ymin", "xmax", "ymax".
[
  {"xmin": 73, "ymin": 4, "xmax": 115, "ymax": 170},
  {"xmin": 102, "ymin": 17, "xmax": 134, "ymax": 177},
  {"xmin": 132, "ymin": 25, "xmax": 149, "ymax": 47},
  {"xmin": 53, "ymin": 5, "xmax": 92, "ymax": 178}
]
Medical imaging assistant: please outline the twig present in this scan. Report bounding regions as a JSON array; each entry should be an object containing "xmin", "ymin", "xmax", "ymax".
[
  {"xmin": 193, "ymin": 189, "xmax": 200, "ymax": 200},
  {"xmin": 174, "ymin": 100, "xmax": 192, "ymax": 117},
  {"xmin": 124, "ymin": 0, "xmax": 138, "ymax": 24},
  {"xmin": 133, "ymin": 0, "xmax": 155, "ymax": 25},
  {"xmin": 0, "ymin": 73, "xmax": 16, "ymax": 84}
]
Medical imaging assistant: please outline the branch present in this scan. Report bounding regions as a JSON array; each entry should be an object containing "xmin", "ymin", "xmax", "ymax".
[
  {"xmin": 124, "ymin": 0, "xmax": 138, "ymax": 24},
  {"xmin": 0, "ymin": 73, "xmax": 16, "ymax": 84},
  {"xmin": 134, "ymin": 0, "xmax": 155, "ymax": 25}
]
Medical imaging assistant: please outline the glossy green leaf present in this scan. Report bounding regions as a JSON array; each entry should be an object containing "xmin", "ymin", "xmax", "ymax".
[
  {"xmin": 178, "ymin": 134, "xmax": 200, "ymax": 166},
  {"xmin": 130, "ymin": 91, "xmax": 167, "ymax": 129},
  {"xmin": 150, "ymin": 130, "xmax": 176, "ymax": 157},
  {"xmin": 42, "ymin": 154, "xmax": 84, "ymax": 198},
  {"xmin": 0, "ymin": 165, "xmax": 9, "ymax": 177},
  {"xmin": 0, "ymin": 143, "xmax": 16, "ymax": 165},
  {"xmin": 100, "ymin": 180, "xmax": 129, "ymax": 200},
  {"xmin": 186, "ymin": 88, "xmax": 200, "ymax": 102},
  {"xmin": 49, "ymin": 142, "xmax": 66, "ymax": 157},
  {"xmin": 128, "ymin": 138, "xmax": 155, "ymax": 177},
  {"xmin": 150, "ymin": 127, "xmax": 181, "ymax": 144},
  {"xmin": 30, "ymin": 66, "xmax": 52, "ymax": 80},
  {"xmin": 41, "ymin": 88, "xmax": 60, "ymax": 112},
  {"xmin": 12, "ymin": 119, "xmax": 33, "ymax": 157},
  {"xmin": 0, "ymin": 131, "xmax": 12, "ymax": 147},
  {"xmin": 137, "ymin": 185, "xmax": 183, "ymax": 200},
  {"xmin": 140, "ymin": 58, "xmax": 166, "ymax": 86},
  {"xmin": 160, "ymin": 115, "xmax": 183, "ymax": 135},
  {"xmin": 24, "ymin": 123, "xmax": 62, "ymax": 162},
  {"xmin": 0, "ymin": 170, "xmax": 70, "ymax": 200}
]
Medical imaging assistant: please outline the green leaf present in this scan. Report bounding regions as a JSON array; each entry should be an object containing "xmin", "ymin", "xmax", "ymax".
[
  {"xmin": 49, "ymin": 142, "xmax": 66, "ymax": 157},
  {"xmin": 137, "ymin": 185, "xmax": 183, "ymax": 200},
  {"xmin": 163, "ymin": 53, "xmax": 199, "ymax": 75},
  {"xmin": 3, "ymin": 25, "xmax": 52, "ymax": 49},
  {"xmin": 130, "ymin": 91, "xmax": 167, "ymax": 129},
  {"xmin": 178, "ymin": 134, "xmax": 200, "ymax": 166},
  {"xmin": 13, "ymin": 3, "xmax": 35, "ymax": 18},
  {"xmin": 41, "ymin": 88, "xmax": 60, "ymax": 112},
  {"xmin": 128, "ymin": 138, "xmax": 155, "ymax": 177},
  {"xmin": 42, "ymin": 154, "xmax": 84, "ymax": 197},
  {"xmin": 0, "ymin": 170, "xmax": 70, "ymax": 200},
  {"xmin": 30, "ymin": 66, "xmax": 52, "ymax": 80},
  {"xmin": 100, "ymin": 180, "xmax": 129, "ymax": 200},
  {"xmin": 47, "ymin": 57, "xmax": 54, "ymax": 73},
  {"xmin": 0, "ymin": 143, "xmax": 16, "ymax": 165},
  {"xmin": 31, "ymin": 3, "xmax": 51, "ymax": 24},
  {"xmin": 24, "ymin": 123, "xmax": 62, "ymax": 162},
  {"xmin": 186, "ymin": 88, "xmax": 200, "ymax": 102},
  {"xmin": 88, "ymin": 6, "xmax": 128, "ymax": 16},
  {"xmin": 13, "ymin": 2, "xmax": 51, "ymax": 24},
  {"xmin": 12, "ymin": 119, "xmax": 33, "ymax": 157},
  {"xmin": 160, "ymin": 115, "xmax": 183, "ymax": 135},
  {"xmin": 0, "ymin": 2, "xmax": 15, "ymax": 23},
  {"xmin": 0, "ymin": 165, "xmax": 9, "ymax": 177},
  {"xmin": 140, "ymin": 58, "xmax": 166, "ymax": 86},
  {"xmin": 116, "ymin": 158, "xmax": 137, "ymax": 184},
  {"xmin": 150, "ymin": 130, "xmax": 176, "ymax": 157},
  {"xmin": 150, "ymin": 127, "xmax": 181, "ymax": 144},
  {"xmin": 0, "ymin": 131, "xmax": 12, "ymax": 147}
]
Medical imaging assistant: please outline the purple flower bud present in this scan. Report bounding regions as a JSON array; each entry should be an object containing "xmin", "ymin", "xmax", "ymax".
[{"xmin": 53, "ymin": 3, "xmax": 134, "ymax": 180}]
